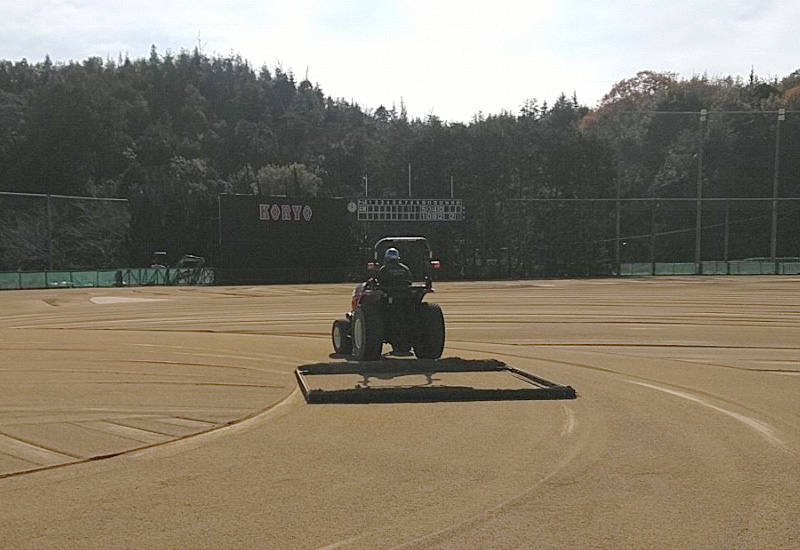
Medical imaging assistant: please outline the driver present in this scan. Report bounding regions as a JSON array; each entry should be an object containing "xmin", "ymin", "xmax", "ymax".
[{"xmin": 377, "ymin": 247, "xmax": 412, "ymax": 287}]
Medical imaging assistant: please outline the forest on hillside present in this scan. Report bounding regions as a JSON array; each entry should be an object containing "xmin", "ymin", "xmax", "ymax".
[{"xmin": 1, "ymin": 47, "xmax": 799, "ymax": 276}]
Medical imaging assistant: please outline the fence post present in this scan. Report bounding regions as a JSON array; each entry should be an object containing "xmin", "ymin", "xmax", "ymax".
[
  {"xmin": 650, "ymin": 199, "xmax": 657, "ymax": 276},
  {"xmin": 695, "ymin": 109, "xmax": 707, "ymax": 275},
  {"xmin": 724, "ymin": 199, "xmax": 730, "ymax": 275},
  {"xmin": 46, "ymin": 194, "xmax": 54, "ymax": 271},
  {"xmin": 615, "ymin": 161, "xmax": 622, "ymax": 276},
  {"xmin": 771, "ymin": 108, "xmax": 785, "ymax": 274}
]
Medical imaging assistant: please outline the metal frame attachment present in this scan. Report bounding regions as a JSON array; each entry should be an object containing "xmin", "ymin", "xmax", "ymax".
[{"xmin": 295, "ymin": 358, "xmax": 577, "ymax": 404}]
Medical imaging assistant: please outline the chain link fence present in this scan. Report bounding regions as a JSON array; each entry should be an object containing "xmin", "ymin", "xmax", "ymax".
[
  {"xmin": 0, "ymin": 191, "xmax": 130, "ymax": 271},
  {"xmin": 0, "ymin": 267, "xmax": 215, "ymax": 291},
  {"xmin": 2, "ymin": 108, "xmax": 799, "ymax": 284}
]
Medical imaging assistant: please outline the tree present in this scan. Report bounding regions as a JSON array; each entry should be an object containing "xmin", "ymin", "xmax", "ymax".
[{"xmin": 254, "ymin": 163, "xmax": 323, "ymax": 196}]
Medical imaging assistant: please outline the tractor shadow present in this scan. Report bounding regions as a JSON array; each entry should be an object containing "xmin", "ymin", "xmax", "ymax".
[{"xmin": 328, "ymin": 350, "xmax": 413, "ymax": 360}]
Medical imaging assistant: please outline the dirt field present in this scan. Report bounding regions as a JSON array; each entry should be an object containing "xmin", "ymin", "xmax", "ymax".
[{"xmin": 1, "ymin": 277, "xmax": 799, "ymax": 549}]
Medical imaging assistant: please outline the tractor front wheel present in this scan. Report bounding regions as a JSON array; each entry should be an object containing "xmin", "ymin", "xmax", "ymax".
[{"xmin": 331, "ymin": 318, "xmax": 352, "ymax": 355}]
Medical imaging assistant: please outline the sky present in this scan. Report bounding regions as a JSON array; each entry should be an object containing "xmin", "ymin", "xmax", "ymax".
[{"xmin": 1, "ymin": 0, "xmax": 798, "ymax": 122}]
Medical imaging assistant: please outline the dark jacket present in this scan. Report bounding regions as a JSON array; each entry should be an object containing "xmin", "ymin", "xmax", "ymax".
[{"xmin": 377, "ymin": 260, "xmax": 412, "ymax": 287}]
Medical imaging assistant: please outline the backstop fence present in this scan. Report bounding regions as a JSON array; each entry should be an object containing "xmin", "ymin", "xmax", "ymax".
[{"xmin": 0, "ymin": 191, "xmax": 130, "ymax": 271}]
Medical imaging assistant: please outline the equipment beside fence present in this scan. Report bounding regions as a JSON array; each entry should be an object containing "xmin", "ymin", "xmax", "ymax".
[{"xmin": 0, "ymin": 267, "xmax": 215, "ymax": 290}]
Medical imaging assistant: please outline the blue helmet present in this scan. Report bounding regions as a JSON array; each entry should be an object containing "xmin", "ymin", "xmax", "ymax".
[{"xmin": 384, "ymin": 247, "xmax": 400, "ymax": 262}]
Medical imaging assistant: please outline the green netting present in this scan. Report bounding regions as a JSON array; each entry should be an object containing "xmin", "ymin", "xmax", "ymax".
[
  {"xmin": 728, "ymin": 262, "xmax": 774, "ymax": 275},
  {"xmin": 43, "ymin": 271, "xmax": 74, "ymax": 287},
  {"xmin": 21, "ymin": 272, "xmax": 46, "ymax": 289},
  {"xmin": 0, "ymin": 272, "xmax": 22, "ymax": 290},
  {"xmin": 621, "ymin": 263, "xmax": 652, "ymax": 276},
  {"xmin": 673, "ymin": 263, "xmax": 696, "ymax": 275},
  {"xmin": 653, "ymin": 263, "xmax": 695, "ymax": 275},
  {"xmin": 0, "ymin": 268, "xmax": 215, "ymax": 290},
  {"xmin": 620, "ymin": 261, "xmax": 800, "ymax": 276},
  {"xmin": 781, "ymin": 262, "xmax": 800, "ymax": 274},
  {"xmin": 66, "ymin": 270, "xmax": 122, "ymax": 287},
  {"xmin": 700, "ymin": 262, "xmax": 728, "ymax": 275}
]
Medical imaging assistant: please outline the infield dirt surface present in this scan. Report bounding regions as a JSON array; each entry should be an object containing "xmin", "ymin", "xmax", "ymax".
[{"xmin": 1, "ymin": 277, "xmax": 799, "ymax": 549}]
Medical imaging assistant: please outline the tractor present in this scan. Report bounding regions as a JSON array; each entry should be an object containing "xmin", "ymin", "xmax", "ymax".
[{"xmin": 331, "ymin": 237, "xmax": 445, "ymax": 361}]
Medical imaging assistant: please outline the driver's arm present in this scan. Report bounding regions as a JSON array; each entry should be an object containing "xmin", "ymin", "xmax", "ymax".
[{"xmin": 375, "ymin": 265, "xmax": 387, "ymax": 286}]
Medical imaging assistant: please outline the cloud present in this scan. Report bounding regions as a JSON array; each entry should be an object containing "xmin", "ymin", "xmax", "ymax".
[
  {"xmin": 1, "ymin": 0, "xmax": 799, "ymax": 121},
  {"xmin": 543, "ymin": 0, "xmax": 800, "ymax": 103},
  {"xmin": 314, "ymin": 0, "xmax": 404, "ymax": 37}
]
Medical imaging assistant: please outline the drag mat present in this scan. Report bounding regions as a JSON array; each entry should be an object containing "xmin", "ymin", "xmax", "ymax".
[{"xmin": 296, "ymin": 357, "xmax": 577, "ymax": 403}]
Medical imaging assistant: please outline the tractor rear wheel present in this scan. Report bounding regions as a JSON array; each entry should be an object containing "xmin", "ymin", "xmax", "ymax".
[
  {"xmin": 415, "ymin": 302, "xmax": 445, "ymax": 359},
  {"xmin": 352, "ymin": 306, "xmax": 384, "ymax": 361}
]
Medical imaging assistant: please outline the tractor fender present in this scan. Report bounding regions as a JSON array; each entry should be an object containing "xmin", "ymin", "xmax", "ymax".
[{"xmin": 351, "ymin": 282, "xmax": 372, "ymax": 311}]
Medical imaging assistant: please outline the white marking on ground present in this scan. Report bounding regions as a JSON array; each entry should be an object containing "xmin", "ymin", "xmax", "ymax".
[
  {"xmin": 77, "ymin": 421, "xmax": 172, "ymax": 444},
  {"xmin": 157, "ymin": 417, "xmax": 217, "ymax": 429},
  {"xmin": 561, "ymin": 404, "xmax": 576, "ymax": 437},
  {"xmin": 630, "ymin": 381, "xmax": 788, "ymax": 451},
  {"xmin": 316, "ymin": 535, "xmax": 368, "ymax": 550},
  {"xmin": 0, "ymin": 433, "xmax": 75, "ymax": 465},
  {"xmin": 132, "ymin": 344, "xmax": 287, "ymax": 361},
  {"xmin": 130, "ymin": 389, "xmax": 303, "ymax": 460},
  {"xmin": 90, "ymin": 297, "xmax": 171, "ymax": 304}
]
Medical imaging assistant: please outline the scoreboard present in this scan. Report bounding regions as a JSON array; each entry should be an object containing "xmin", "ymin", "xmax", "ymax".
[{"xmin": 357, "ymin": 198, "xmax": 463, "ymax": 222}]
